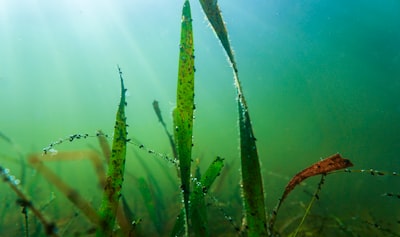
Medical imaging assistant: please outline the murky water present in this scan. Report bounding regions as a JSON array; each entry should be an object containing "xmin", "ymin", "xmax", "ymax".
[{"xmin": 1, "ymin": 0, "xmax": 399, "ymax": 236}]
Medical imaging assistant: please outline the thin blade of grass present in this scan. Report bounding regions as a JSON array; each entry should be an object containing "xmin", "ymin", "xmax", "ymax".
[
  {"xmin": 173, "ymin": 0, "xmax": 195, "ymax": 234},
  {"xmin": 292, "ymin": 174, "xmax": 326, "ymax": 237},
  {"xmin": 120, "ymin": 196, "xmax": 140, "ymax": 236},
  {"xmin": 198, "ymin": 0, "xmax": 267, "ymax": 235},
  {"xmin": 152, "ymin": 100, "xmax": 178, "ymax": 163},
  {"xmin": 96, "ymin": 130, "xmax": 111, "ymax": 163},
  {"xmin": 38, "ymin": 151, "xmax": 106, "ymax": 188},
  {"xmin": 97, "ymin": 66, "xmax": 129, "ymax": 236},
  {"xmin": 28, "ymin": 155, "xmax": 101, "ymax": 227},
  {"xmin": 191, "ymin": 156, "xmax": 224, "ymax": 237},
  {"xmin": 172, "ymin": 156, "xmax": 225, "ymax": 236}
]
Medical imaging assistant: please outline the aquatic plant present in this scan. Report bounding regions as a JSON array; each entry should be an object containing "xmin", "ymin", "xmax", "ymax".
[
  {"xmin": 198, "ymin": 0, "xmax": 267, "ymax": 235},
  {"xmin": 269, "ymin": 153, "xmax": 353, "ymax": 231},
  {"xmin": 1, "ymin": 0, "xmax": 399, "ymax": 236},
  {"xmin": 0, "ymin": 165, "xmax": 58, "ymax": 237},
  {"xmin": 96, "ymin": 66, "xmax": 128, "ymax": 236},
  {"xmin": 28, "ymin": 152, "xmax": 101, "ymax": 227},
  {"xmin": 173, "ymin": 1, "xmax": 195, "ymax": 234}
]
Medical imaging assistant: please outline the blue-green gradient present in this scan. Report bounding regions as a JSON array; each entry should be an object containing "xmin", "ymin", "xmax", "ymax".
[{"xmin": 0, "ymin": 0, "xmax": 399, "ymax": 236}]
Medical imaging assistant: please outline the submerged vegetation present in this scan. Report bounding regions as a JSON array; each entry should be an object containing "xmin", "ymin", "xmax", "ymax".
[{"xmin": 1, "ymin": 0, "xmax": 399, "ymax": 236}]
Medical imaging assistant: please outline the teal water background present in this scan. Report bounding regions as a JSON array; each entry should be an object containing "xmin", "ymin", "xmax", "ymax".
[{"xmin": 1, "ymin": 0, "xmax": 399, "ymax": 235}]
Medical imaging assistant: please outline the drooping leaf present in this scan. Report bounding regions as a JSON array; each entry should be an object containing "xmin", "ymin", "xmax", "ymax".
[
  {"xmin": 269, "ymin": 153, "xmax": 353, "ymax": 231},
  {"xmin": 199, "ymin": 0, "xmax": 267, "ymax": 235},
  {"xmin": 198, "ymin": 0, "xmax": 236, "ymax": 71},
  {"xmin": 282, "ymin": 153, "xmax": 353, "ymax": 203}
]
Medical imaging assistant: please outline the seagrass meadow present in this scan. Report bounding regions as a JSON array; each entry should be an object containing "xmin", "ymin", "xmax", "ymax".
[{"xmin": 1, "ymin": 0, "xmax": 400, "ymax": 236}]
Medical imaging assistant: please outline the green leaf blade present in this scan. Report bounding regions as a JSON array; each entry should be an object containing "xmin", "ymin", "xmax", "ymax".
[
  {"xmin": 199, "ymin": 1, "xmax": 267, "ymax": 235},
  {"xmin": 173, "ymin": 0, "xmax": 195, "ymax": 234},
  {"xmin": 97, "ymin": 67, "xmax": 128, "ymax": 236},
  {"xmin": 191, "ymin": 156, "xmax": 224, "ymax": 237}
]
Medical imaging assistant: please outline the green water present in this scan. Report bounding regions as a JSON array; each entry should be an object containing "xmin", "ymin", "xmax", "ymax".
[{"xmin": 1, "ymin": 0, "xmax": 399, "ymax": 236}]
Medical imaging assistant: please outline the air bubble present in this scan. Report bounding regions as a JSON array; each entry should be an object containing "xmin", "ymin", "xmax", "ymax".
[
  {"xmin": 7, "ymin": 175, "xmax": 16, "ymax": 184},
  {"xmin": 48, "ymin": 148, "xmax": 58, "ymax": 156},
  {"xmin": 13, "ymin": 179, "xmax": 21, "ymax": 185}
]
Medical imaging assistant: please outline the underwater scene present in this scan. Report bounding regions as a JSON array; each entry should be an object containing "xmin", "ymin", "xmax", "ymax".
[{"xmin": 1, "ymin": 0, "xmax": 399, "ymax": 236}]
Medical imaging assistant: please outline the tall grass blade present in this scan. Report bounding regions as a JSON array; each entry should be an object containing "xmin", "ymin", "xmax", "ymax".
[
  {"xmin": 97, "ymin": 66, "xmax": 129, "ymax": 236},
  {"xmin": 237, "ymin": 94, "xmax": 266, "ymax": 236},
  {"xmin": 173, "ymin": 0, "xmax": 195, "ymax": 234},
  {"xmin": 198, "ymin": 0, "xmax": 267, "ymax": 235}
]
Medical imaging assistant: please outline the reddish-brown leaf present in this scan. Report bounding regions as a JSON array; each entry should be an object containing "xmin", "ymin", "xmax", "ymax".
[{"xmin": 282, "ymin": 153, "xmax": 353, "ymax": 203}]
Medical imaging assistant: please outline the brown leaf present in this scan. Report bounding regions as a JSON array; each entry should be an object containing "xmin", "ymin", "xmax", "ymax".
[
  {"xmin": 269, "ymin": 153, "xmax": 354, "ymax": 231},
  {"xmin": 282, "ymin": 153, "xmax": 353, "ymax": 203}
]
